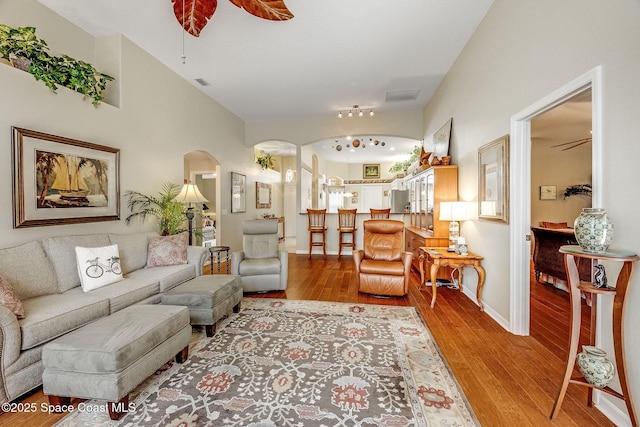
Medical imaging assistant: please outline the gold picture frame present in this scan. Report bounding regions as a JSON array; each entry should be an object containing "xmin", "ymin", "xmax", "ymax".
[
  {"xmin": 256, "ymin": 182, "xmax": 272, "ymax": 209},
  {"xmin": 478, "ymin": 134, "xmax": 509, "ymax": 223},
  {"xmin": 363, "ymin": 164, "xmax": 380, "ymax": 179},
  {"xmin": 12, "ymin": 127, "xmax": 120, "ymax": 228}
]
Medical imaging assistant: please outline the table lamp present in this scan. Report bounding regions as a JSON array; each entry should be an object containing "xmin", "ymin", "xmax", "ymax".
[
  {"xmin": 439, "ymin": 201, "xmax": 467, "ymax": 252},
  {"xmin": 174, "ymin": 182, "xmax": 209, "ymax": 245}
]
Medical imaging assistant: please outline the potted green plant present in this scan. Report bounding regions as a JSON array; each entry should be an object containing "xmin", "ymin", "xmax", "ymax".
[
  {"xmin": 125, "ymin": 182, "xmax": 187, "ymax": 236},
  {"xmin": 0, "ymin": 24, "xmax": 113, "ymax": 105},
  {"xmin": 256, "ymin": 152, "xmax": 274, "ymax": 170}
]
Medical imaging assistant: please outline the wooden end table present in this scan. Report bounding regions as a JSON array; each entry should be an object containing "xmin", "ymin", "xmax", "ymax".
[{"xmin": 418, "ymin": 247, "xmax": 486, "ymax": 310}]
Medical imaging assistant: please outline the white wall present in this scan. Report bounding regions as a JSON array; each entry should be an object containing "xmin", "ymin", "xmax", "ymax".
[
  {"xmin": 0, "ymin": 0, "xmax": 253, "ymax": 252},
  {"xmin": 531, "ymin": 142, "xmax": 591, "ymax": 227},
  {"xmin": 421, "ymin": 0, "xmax": 640, "ymax": 420}
]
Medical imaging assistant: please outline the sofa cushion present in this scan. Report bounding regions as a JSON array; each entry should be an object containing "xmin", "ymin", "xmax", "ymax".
[
  {"xmin": 126, "ymin": 263, "xmax": 196, "ymax": 292},
  {"xmin": 0, "ymin": 274, "xmax": 24, "ymax": 318},
  {"xmin": 63, "ymin": 277, "xmax": 159, "ymax": 314},
  {"xmin": 0, "ymin": 241, "xmax": 58, "ymax": 300},
  {"xmin": 42, "ymin": 234, "xmax": 111, "ymax": 293},
  {"xmin": 109, "ymin": 231, "xmax": 159, "ymax": 275},
  {"xmin": 19, "ymin": 293, "xmax": 110, "ymax": 350},
  {"xmin": 75, "ymin": 245, "xmax": 124, "ymax": 292},
  {"xmin": 147, "ymin": 233, "xmax": 188, "ymax": 267}
]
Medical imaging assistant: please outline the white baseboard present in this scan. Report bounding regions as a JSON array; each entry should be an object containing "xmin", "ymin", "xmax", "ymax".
[
  {"xmin": 594, "ymin": 390, "xmax": 632, "ymax": 427},
  {"xmin": 461, "ymin": 286, "xmax": 510, "ymax": 331}
]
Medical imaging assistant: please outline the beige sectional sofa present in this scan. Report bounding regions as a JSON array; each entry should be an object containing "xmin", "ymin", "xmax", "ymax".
[{"xmin": 0, "ymin": 231, "xmax": 208, "ymax": 405}]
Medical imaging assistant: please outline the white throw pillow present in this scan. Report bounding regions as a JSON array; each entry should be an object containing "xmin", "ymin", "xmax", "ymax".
[{"xmin": 75, "ymin": 245, "xmax": 123, "ymax": 292}]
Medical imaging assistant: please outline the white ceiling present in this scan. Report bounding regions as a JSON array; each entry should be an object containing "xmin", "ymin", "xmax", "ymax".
[
  {"xmin": 531, "ymin": 90, "xmax": 592, "ymax": 149},
  {"xmin": 39, "ymin": 0, "xmax": 494, "ymax": 123}
]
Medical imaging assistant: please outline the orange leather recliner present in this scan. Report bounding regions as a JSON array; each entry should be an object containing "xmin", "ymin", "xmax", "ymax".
[{"xmin": 353, "ymin": 220, "xmax": 413, "ymax": 296}]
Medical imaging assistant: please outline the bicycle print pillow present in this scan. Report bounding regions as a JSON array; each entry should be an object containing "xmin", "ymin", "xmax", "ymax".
[{"xmin": 75, "ymin": 244, "xmax": 123, "ymax": 292}]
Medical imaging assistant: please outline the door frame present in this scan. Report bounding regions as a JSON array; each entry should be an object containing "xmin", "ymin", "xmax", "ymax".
[{"xmin": 509, "ymin": 66, "xmax": 602, "ymax": 336}]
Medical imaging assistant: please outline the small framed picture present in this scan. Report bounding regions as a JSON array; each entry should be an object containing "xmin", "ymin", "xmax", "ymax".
[
  {"xmin": 540, "ymin": 185, "xmax": 557, "ymax": 200},
  {"xmin": 363, "ymin": 164, "xmax": 380, "ymax": 179}
]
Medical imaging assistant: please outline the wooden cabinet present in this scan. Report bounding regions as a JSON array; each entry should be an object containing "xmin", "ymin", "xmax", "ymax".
[
  {"xmin": 404, "ymin": 166, "xmax": 458, "ymax": 275},
  {"xmin": 531, "ymin": 226, "xmax": 592, "ymax": 285}
]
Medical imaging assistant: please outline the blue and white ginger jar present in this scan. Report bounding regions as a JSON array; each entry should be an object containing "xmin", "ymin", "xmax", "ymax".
[
  {"xmin": 573, "ymin": 208, "xmax": 614, "ymax": 253},
  {"xmin": 576, "ymin": 345, "xmax": 615, "ymax": 388}
]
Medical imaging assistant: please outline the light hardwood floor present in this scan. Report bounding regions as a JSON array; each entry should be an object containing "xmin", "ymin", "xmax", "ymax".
[{"xmin": 1, "ymin": 254, "xmax": 614, "ymax": 426}]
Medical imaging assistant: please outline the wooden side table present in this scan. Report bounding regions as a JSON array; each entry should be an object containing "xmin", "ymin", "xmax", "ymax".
[
  {"xmin": 418, "ymin": 247, "xmax": 486, "ymax": 310},
  {"xmin": 550, "ymin": 245, "xmax": 638, "ymax": 426}
]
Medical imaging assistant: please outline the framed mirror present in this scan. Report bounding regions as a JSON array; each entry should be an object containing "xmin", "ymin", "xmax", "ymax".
[
  {"xmin": 231, "ymin": 172, "xmax": 246, "ymax": 213},
  {"xmin": 478, "ymin": 134, "xmax": 509, "ymax": 223},
  {"xmin": 256, "ymin": 182, "xmax": 272, "ymax": 209}
]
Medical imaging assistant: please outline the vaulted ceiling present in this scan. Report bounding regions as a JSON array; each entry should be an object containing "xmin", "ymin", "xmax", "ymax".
[{"xmin": 40, "ymin": 0, "xmax": 494, "ymax": 122}]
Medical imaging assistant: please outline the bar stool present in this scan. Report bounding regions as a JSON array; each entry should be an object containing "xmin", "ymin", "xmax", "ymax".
[
  {"xmin": 307, "ymin": 209, "xmax": 327, "ymax": 259},
  {"xmin": 370, "ymin": 208, "xmax": 391, "ymax": 219},
  {"xmin": 337, "ymin": 209, "xmax": 357, "ymax": 258}
]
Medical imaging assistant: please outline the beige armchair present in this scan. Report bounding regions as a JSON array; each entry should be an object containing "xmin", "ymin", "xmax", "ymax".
[
  {"xmin": 353, "ymin": 220, "xmax": 413, "ymax": 296},
  {"xmin": 231, "ymin": 219, "xmax": 288, "ymax": 292}
]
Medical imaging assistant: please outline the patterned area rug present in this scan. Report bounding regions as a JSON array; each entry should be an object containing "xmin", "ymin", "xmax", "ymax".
[{"xmin": 55, "ymin": 299, "xmax": 478, "ymax": 426}]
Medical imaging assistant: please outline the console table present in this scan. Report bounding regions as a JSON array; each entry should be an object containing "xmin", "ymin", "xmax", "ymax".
[
  {"xmin": 418, "ymin": 247, "xmax": 485, "ymax": 310},
  {"xmin": 550, "ymin": 245, "xmax": 638, "ymax": 426}
]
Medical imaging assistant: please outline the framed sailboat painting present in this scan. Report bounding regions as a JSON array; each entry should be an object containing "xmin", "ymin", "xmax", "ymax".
[{"xmin": 12, "ymin": 127, "xmax": 120, "ymax": 228}]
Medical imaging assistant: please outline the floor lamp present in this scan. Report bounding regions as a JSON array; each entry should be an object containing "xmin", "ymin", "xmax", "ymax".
[{"xmin": 174, "ymin": 182, "xmax": 209, "ymax": 245}]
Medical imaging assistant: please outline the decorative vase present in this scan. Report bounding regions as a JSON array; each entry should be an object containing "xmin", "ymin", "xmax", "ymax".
[
  {"xmin": 573, "ymin": 208, "xmax": 614, "ymax": 253},
  {"xmin": 576, "ymin": 346, "xmax": 615, "ymax": 388}
]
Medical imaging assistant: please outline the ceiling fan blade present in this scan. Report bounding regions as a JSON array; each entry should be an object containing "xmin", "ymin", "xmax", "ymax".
[
  {"xmin": 172, "ymin": 0, "xmax": 217, "ymax": 37},
  {"xmin": 561, "ymin": 140, "xmax": 591, "ymax": 151},
  {"xmin": 550, "ymin": 137, "xmax": 592, "ymax": 148},
  {"xmin": 229, "ymin": 0, "xmax": 294, "ymax": 21}
]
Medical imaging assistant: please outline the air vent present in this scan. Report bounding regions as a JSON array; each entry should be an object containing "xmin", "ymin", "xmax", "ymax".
[
  {"xmin": 385, "ymin": 89, "xmax": 420, "ymax": 102},
  {"xmin": 195, "ymin": 78, "xmax": 210, "ymax": 87}
]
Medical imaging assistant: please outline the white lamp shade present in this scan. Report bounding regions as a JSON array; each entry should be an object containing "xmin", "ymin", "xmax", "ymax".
[
  {"xmin": 439, "ymin": 201, "xmax": 467, "ymax": 221},
  {"xmin": 174, "ymin": 183, "xmax": 209, "ymax": 204}
]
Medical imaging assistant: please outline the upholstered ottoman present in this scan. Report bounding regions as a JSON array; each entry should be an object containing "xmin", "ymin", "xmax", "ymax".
[
  {"xmin": 161, "ymin": 274, "xmax": 243, "ymax": 337},
  {"xmin": 42, "ymin": 304, "xmax": 191, "ymax": 420}
]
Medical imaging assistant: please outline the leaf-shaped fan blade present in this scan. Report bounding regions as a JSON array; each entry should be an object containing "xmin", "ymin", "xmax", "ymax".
[
  {"xmin": 172, "ymin": 0, "xmax": 218, "ymax": 37},
  {"xmin": 229, "ymin": 0, "xmax": 294, "ymax": 21}
]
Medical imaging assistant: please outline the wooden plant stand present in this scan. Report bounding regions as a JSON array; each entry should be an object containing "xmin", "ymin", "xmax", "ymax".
[{"xmin": 550, "ymin": 245, "xmax": 638, "ymax": 426}]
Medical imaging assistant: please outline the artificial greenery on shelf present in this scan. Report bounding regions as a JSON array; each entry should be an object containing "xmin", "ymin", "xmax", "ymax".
[
  {"xmin": 0, "ymin": 24, "xmax": 114, "ymax": 106},
  {"xmin": 563, "ymin": 184, "xmax": 592, "ymax": 200},
  {"xmin": 389, "ymin": 145, "xmax": 421, "ymax": 174}
]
